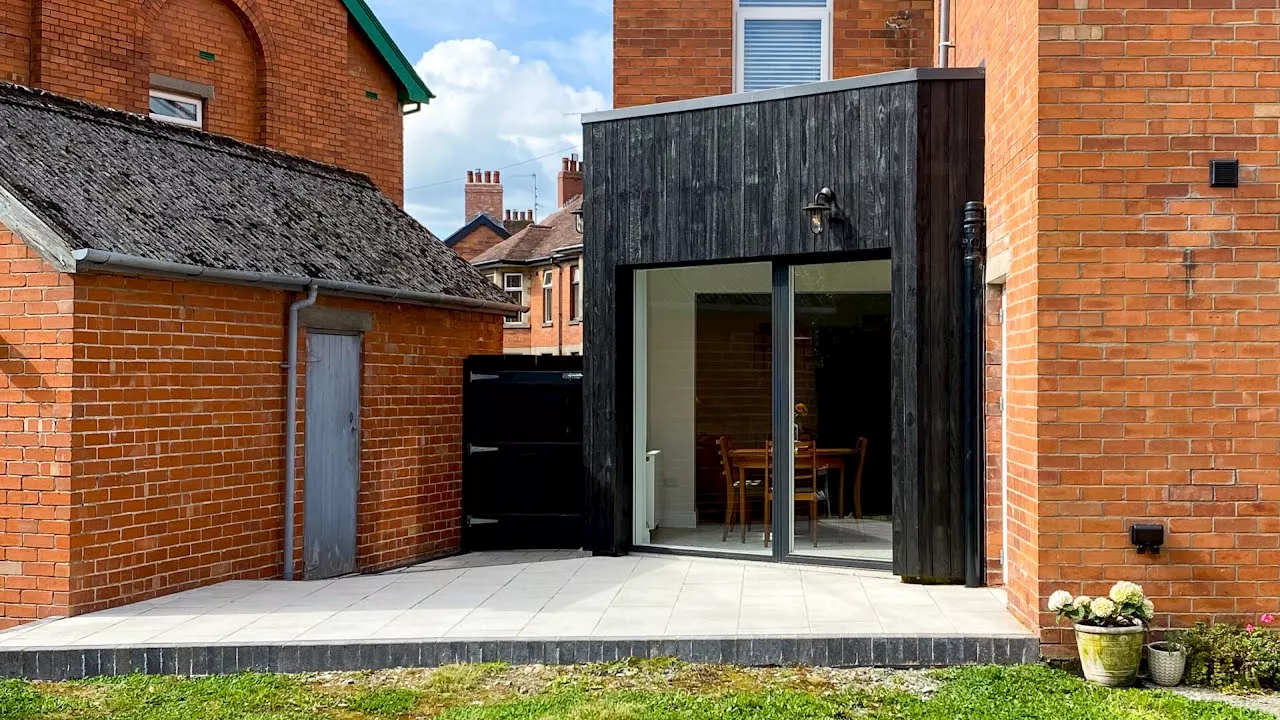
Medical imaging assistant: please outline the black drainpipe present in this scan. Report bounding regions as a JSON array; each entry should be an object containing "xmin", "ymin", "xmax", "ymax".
[{"xmin": 962, "ymin": 201, "xmax": 988, "ymax": 588}]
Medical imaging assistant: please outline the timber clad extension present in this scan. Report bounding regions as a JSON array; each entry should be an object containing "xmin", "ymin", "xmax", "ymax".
[{"xmin": 582, "ymin": 70, "xmax": 985, "ymax": 582}]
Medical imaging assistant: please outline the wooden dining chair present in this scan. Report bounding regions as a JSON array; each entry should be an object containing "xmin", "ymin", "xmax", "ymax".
[
  {"xmin": 762, "ymin": 441, "xmax": 821, "ymax": 548},
  {"xmin": 717, "ymin": 435, "xmax": 747, "ymax": 543},
  {"xmin": 851, "ymin": 436, "xmax": 869, "ymax": 520}
]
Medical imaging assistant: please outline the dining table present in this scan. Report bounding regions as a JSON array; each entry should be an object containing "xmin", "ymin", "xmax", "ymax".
[{"xmin": 726, "ymin": 446, "xmax": 863, "ymax": 543}]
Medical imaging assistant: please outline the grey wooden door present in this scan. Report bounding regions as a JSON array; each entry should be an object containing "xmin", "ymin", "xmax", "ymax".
[{"xmin": 303, "ymin": 331, "xmax": 361, "ymax": 579}]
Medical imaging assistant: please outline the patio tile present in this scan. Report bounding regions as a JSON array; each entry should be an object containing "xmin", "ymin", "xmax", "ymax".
[
  {"xmin": 0, "ymin": 552, "xmax": 1034, "ymax": 658},
  {"xmin": 593, "ymin": 607, "xmax": 671, "ymax": 636},
  {"xmin": 519, "ymin": 611, "xmax": 604, "ymax": 638}
]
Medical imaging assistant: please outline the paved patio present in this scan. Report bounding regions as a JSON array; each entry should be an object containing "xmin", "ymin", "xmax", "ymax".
[{"xmin": 0, "ymin": 552, "xmax": 1037, "ymax": 679}]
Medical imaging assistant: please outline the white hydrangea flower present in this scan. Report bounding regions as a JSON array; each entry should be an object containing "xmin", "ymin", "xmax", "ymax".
[
  {"xmin": 1072, "ymin": 596, "xmax": 1092, "ymax": 611},
  {"xmin": 1048, "ymin": 590, "xmax": 1073, "ymax": 612},
  {"xmin": 1109, "ymin": 581, "xmax": 1144, "ymax": 605},
  {"xmin": 1141, "ymin": 599, "xmax": 1155, "ymax": 619},
  {"xmin": 1090, "ymin": 597, "xmax": 1117, "ymax": 618}
]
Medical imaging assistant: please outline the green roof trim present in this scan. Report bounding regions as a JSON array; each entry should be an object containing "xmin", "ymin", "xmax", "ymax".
[{"xmin": 341, "ymin": 0, "xmax": 435, "ymax": 105}]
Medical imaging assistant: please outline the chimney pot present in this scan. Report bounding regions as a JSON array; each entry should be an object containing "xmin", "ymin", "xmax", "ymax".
[
  {"xmin": 562, "ymin": 158, "xmax": 570, "ymax": 171},
  {"xmin": 505, "ymin": 209, "xmax": 511, "ymax": 220},
  {"xmin": 485, "ymin": 171, "xmax": 493, "ymax": 183},
  {"xmin": 494, "ymin": 170, "xmax": 501, "ymax": 183},
  {"xmin": 467, "ymin": 170, "xmax": 475, "ymax": 183}
]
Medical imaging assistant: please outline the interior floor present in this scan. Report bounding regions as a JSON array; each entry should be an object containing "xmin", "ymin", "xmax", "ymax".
[{"xmin": 648, "ymin": 517, "xmax": 892, "ymax": 562}]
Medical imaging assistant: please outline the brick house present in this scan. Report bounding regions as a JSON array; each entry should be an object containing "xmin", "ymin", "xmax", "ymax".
[
  {"xmin": 0, "ymin": 84, "xmax": 515, "ymax": 628},
  {"xmin": 609, "ymin": 0, "xmax": 1280, "ymax": 654},
  {"xmin": 441, "ymin": 170, "xmax": 537, "ymax": 263},
  {"xmin": 469, "ymin": 159, "xmax": 586, "ymax": 356},
  {"xmin": 0, "ymin": 0, "xmax": 429, "ymax": 203}
]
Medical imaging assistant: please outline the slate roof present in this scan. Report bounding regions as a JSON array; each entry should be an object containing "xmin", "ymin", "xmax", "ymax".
[
  {"xmin": 472, "ymin": 196, "xmax": 583, "ymax": 266},
  {"xmin": 0, "ymin": 82, "xmax": 508, "ymax": 306}
]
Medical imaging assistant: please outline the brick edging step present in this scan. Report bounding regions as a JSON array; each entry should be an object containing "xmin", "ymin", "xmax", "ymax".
[{"xmin": 0, "ymin": 635, "xmax": 1039, "ymax": 681}]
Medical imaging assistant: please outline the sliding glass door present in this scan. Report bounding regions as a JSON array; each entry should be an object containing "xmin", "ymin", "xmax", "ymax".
[
  {"xmin": 632, "ymin": 261, "xmax": 773, "ymax": 556},
  {"xmin": 632, "ymin": 256, "xmax": 893, "ymax": 568},
  {"xmin": 787, "ymin": 260, "xmax": 892, "ymax": 563}
]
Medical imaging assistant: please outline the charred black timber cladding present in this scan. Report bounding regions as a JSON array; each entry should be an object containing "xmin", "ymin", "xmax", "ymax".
[{"xmin": 582, "ymin": 70, "xmax": 986, "ymax": 582}]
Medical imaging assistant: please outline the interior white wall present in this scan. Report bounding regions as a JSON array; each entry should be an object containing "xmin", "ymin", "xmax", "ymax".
[{"xmin": 641, "ymin": 263, "xmax": 771, "ymax": 529}]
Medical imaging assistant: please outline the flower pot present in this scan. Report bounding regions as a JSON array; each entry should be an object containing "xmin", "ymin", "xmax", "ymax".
[
  {"xmin": 1147, "ymin": 641, "xmax": 1186, "ymax": 687},
  {"xmin": 1074, "ymin": 623, "xmax": 1145, "ymax": 687}
]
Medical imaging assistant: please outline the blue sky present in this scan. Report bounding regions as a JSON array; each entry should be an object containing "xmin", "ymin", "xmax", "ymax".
[{"xmin": 365, "ymin": 0, "xmax": 613, "ymax": 234}]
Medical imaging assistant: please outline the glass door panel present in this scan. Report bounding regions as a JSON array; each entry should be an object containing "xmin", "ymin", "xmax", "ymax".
[
  {"xmin": 789, "ymin": 259, "xmax": 893, "ymax": 563},
  {"xmin": 633, "ymin": 261, "xmax": 773, "ymax": 556}
]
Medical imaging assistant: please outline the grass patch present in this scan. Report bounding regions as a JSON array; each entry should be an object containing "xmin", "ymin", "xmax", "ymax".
[
  {"xmin": 79, "ymin": 672, "xmax": 329, "ymax": 720},
  {"xmin": 343, "ymin": 688, "xmax": 419, "ymax": 716},
  {"xmin": 0, "ymin": 663, "xmax": 1266, "ymax": 719}
]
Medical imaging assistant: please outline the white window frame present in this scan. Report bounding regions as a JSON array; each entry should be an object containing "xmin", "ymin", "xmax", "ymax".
[
  {"xmin": 733, "ymin": 1, "xmax": 833, "ymax": 94},
  {"xmin": 570, "ymin": 264, "xmax": 582, "ymax": 322},
  {"xmin": 503, "ymin": 272, "xmax": 526, "ymax": 326},
  {"xmin": 148, "ymin": 89, "xmax": 204, "ymax": 128},
  {"xmin": 542, "ymin": 270, "xmax": 555, "ymax": 325}
]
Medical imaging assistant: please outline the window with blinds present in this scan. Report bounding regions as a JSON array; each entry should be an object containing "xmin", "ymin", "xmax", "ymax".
[{"xmin": 735, "ymin": 0, "xmax": 831, "ymax": 93}]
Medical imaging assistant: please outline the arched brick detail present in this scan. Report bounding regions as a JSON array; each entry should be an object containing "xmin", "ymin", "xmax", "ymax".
[{"xmin": 139, "ymin": 0, "xmax": 277, "ymax": 144}]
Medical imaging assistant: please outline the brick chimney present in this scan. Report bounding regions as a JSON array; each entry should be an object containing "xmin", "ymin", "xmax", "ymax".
[
  {"xmin": 465, "ymin": 169, "xmax": 504, "ymax": 222},
  {"xmin": 504, "ymin": 209, "xmax": 535, "ymax": 235},
  {"xmin": 557, "ymin": 154, "xmax": 584, "ymax": 208}
]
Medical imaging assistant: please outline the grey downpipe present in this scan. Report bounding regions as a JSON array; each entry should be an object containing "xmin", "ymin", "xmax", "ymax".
[
  {"xmin": 71, "ymin": 249, "xmax": 524, "ymax": 316},
  {"xmin": 283, "ymin": 285, "xmax": 319, "ymax": 580},
  {"xmin": 938, "ymin": 0, "xmax": 952, "ymax": 68}
]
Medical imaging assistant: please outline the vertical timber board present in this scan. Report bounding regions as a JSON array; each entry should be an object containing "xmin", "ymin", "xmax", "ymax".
[{"xmin": 890, "ymin": 83, "xmax": 922, "ymax": 578}]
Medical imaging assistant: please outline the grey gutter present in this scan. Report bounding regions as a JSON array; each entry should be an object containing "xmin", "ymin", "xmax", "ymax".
[
  {"xmin": 72, "ymin": 249, "xmax": 525, "ymax": 316},
  {"xmin": 582, "ymin": 67, "xmax": 986, "ymax": 124}
]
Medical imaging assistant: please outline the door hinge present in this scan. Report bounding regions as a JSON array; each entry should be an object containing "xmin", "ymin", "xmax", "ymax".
[
  {"xmin": 469, "ymin": 372, "xmax": 500, "ymax": 382},
  {"xmin": 468, "ymin": 444, "xmax": 499, "ymax": 454}
]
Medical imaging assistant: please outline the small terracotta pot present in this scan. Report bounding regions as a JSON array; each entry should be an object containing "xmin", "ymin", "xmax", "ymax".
[
  {"xmin": 1075, "ymin": 623, "xmax": 1145, "ymax": 687},
  {"xmin": 1147, "ymin": 641, "xmax": 1186, "ymax": 687}
]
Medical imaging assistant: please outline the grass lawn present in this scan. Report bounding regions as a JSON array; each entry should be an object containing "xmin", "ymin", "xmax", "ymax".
[{"xmin": 0, "ymin": 661, "xmax": 1268, "ymax": 720}]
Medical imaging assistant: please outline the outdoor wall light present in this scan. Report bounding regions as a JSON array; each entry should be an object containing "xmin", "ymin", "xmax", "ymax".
[
  {"xmin": 803, "ymin": 187, "xmax": 845, "ymax": 236},
  {"xmin": 1130, "ymin": 523, "xmax": 1165, "ymax": 555}
]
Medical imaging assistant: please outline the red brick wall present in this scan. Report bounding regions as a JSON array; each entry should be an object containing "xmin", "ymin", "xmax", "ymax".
[
  {"xmin": 69, "ymin": 274, "xmax": 285, "ymax": 613},
  {"xmin": 15, "ymin": 0, "xmax": 406, "ymax": 202},
  {"xmin": 356, "ymin": 298, "xmax": 502, "ymax": 570},
  {"xmin": 1030, "ymin": 1, "xmax": 1280, "ymax": 656},
  {"xmin": 985, "ymin": 285, "xmax": 1004, "ymax": 586},
  {"xmin": 343, "ymin": 25, "xmax": 405, "ymax": 204},
  {"xmin": 614, "ymin": 0, "xmax": 933, "ymax": 109},
  {"xmin": 0, "ymin": 229, "xmax": 73, "ymax": 629},
  {"xmin": 150, "ymin": 0, "xmax": 261, "ymax": 144},
  {"xmin": 451, "ymin": 226, "xmax": 508, "ymax": 264},
  {"xmin": 65, "ymin": 275, "xmax": 500, "ymax": 614},
  {"xmin": 0, "ymin": 0, "xmax": 32, "ymax": 84},
  {"xmin": 0, "ymin": 253, "xmax": 498, "ymax": 622}
]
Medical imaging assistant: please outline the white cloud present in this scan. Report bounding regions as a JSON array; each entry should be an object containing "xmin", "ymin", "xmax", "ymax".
[{"xmin": 403, "ymin": 39, "xmax": 608, "ymax": 235}]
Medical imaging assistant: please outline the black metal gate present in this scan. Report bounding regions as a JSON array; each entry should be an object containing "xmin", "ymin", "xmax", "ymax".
[{"xmin": 462, "ymin": 355, "xmax": 584, "ymax": 550}]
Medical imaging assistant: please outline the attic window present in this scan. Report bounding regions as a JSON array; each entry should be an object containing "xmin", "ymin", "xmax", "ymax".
[{"xmin": 149, "ymin": 89, "xmax": 203, "ymax": 129}]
